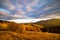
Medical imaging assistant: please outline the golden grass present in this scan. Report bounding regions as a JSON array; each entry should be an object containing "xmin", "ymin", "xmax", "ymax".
[
  {"xmin": 0, "ymin": 31, "xmax": 60, "ymax": 40},
  {"xmin": 0, "ymin": 19, "xmax": 60, "ymax": 40}
]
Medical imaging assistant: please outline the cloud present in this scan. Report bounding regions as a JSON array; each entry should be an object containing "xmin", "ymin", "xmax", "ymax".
[
  {"xmin": 0, "ymin": 11, "xmax": 20, "ymax": 20},
  {"xmin": 8, "ymin": 19, "xmax": 41, "ymax": 23},
  {"xmin": 26, "ymin": 5, "xmax": 34, "ymax": 12},
  {"xmin": 42, "ymin": 1, "xmax": 60, "ymax": 11},
  {"xmin": 0, "ymin": 10, "xmax": 33, "ymax": 21},
  {"xmin": 12, "ymin": 15, "xmax": 26, "ymax": 19},
  {"xmin": 8, "ymin": 18, "xmax": 51, "ymax": 23},
  {"xmin": 0, "ymin": 0, "xmax": 60, "ymax": 22},
  {"xmin": 39, "ymin": 12, "xmax": 60, "ymax": 19},
  {"xmin": 16, "ymin": 4, "xmax": 24, "ymax": 9},
  {"xmin": 0, "ymin": 11, "xmax": 11, "ymax": 20},
  {"xmin": 26, "ymin": 0, "xmax": 39, "ymax": 6},
  {"xmin": 12, "ymin": 14, "xmax": 34, "ymax": 19},
  {"xmin": 31, "ymin": 0, "xmax": 39, "ymax": 6},
  {"xmin": 43, "ymin": 6, "xmax": 52, "ymax": 11},
  {"xmin": 15, "ymin": 9, "xmax": 26, "ymax": 15},
  {"xmin": 3, "ymin": 0, "xmax": 15, "ymax": 10}
]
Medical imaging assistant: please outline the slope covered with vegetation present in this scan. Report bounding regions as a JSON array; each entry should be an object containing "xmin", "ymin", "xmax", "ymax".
[
  {"xmin": 0, "ymin": 19, "xmax": 60, "ymax": 40},
  {"xmin": 0, "ymin": 31, "xmax": 60, "ymax": 40},
  {"xmin": 36, "ymin": 19, "xmax": 60, "ymax": 27},
  {"xmin": 35, "ymin": 19, "xmax": 60, "ymax": 33}
]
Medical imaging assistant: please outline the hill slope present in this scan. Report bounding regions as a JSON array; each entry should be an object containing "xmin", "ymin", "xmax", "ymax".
[
  {"xmin": 36, "ymin": 19, "xmax": 60, "ymax": 27},
  {"xmin": 0, "ymin": 19, "xmax": 60, "ymax": 40},
  {"xmin": 0, "ymin": 31, "xmax": 60, "ymax": 40},
  {"xmin": 34, "ymin": 19, "xmax": 60, "ymax": 33}
]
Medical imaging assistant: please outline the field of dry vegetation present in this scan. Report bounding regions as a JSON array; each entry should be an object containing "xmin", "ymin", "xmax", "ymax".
[{"xmin": 0, "ymin": 19, "xmax": 60, "ymax": 40}]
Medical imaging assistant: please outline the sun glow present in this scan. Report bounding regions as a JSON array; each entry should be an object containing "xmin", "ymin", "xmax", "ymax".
[{"xmin": 7, "ymin": 18, "xmax": 52, "ymax": 23}]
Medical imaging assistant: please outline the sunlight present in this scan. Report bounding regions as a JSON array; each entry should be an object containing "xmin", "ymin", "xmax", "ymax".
[{"xmin": 7, "ymin": 18, "xmax": 52, "ymax": 23}]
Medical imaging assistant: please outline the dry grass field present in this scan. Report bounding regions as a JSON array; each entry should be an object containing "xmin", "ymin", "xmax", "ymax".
[
  {"xmin": 0, "ymin": 19, "xmax": 60, "ymax": 40},
  {"xmin": 0, "ymin": 31, "xmax": 60, "ymax": 40}
]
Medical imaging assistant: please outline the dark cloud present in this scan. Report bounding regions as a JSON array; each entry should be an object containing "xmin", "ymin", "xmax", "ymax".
[
  {"xmin": 0, "ymin": 0, "xmax": 5, "ymax": 8},
  {"xmin": 0, "ymin": 11, "xmax": 19, "ymax": 20},
  {"xmin": 38, "ymin": 11, "xmax": 60, "ymax": 18}
]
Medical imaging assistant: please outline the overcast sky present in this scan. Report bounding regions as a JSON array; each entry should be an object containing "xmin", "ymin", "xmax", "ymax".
[{"xmin": 0, "ymin": 0, "xmax": 60, "ymax": 23}]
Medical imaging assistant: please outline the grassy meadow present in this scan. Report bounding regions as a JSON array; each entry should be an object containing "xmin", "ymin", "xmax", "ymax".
[{"xmin": 0, "ymin": 19, "xmax": 60, "ymax": 40}]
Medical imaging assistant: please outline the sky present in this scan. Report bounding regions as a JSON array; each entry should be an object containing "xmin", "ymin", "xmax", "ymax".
[{"xmin": 0, "ymin": 0, "xmax": 60, "ymax": 23}]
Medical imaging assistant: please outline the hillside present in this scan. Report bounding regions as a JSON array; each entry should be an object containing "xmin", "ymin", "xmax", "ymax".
[
  {"xmin": 34, "ymin": 19, "xmax": 60, "ymax": 33},
  {"xmin": 0, "ymin": 19, "xmax": 60, "ymax": 33},
  {"xmin": 0, "ymin": 31, "xmax": 60, "ymax": 40},
  {"xmin": 0, "ymin": 19, "xmax": 60, "ymax": 40},
  {"xmin": 36, "ymin": 19, "xmax": 60, "ymax": 27}
]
